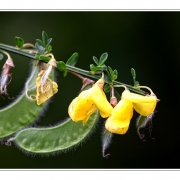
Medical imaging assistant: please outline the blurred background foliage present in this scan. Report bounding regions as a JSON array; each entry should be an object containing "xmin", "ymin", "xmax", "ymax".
[{"xmin": 0, "ymin": 11, "xmax": 180, "ymax": 168}]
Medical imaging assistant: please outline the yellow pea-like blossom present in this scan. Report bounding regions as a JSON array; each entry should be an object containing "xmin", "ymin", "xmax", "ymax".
[
  {"xmin": 68, "ymin": 77, "xmax": 113, "ymax": 125},
  {"xmin": 68, "ymin": 89, "xmax": 97, "ymax": 125},
  {"xmin": 105, "ymin": 85, "xmax": 158, "ymax": 135},
  {"xmin": 105, "ymin": 99, "xmax": 133, "ymax": 134}
]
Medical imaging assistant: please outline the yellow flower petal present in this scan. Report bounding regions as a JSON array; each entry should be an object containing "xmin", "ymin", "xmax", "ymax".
[
  {"xmin": 121, "ymin": 89, "xmax": 157, "ymax": 116},
  {"xmin": 68, "ymin": 89, "xmax": 97, "ymax": 125},
  {"xmin": 133, "ymin": 101, "xmax": 156, "ymax": 116},
  {"xmin": 105, "ymin": 99, "xmax": 133, "ymax": 134},
  {"xmin": 68, "ymin": 77, "xmax": 113, "ymax": 125},
  {"xmin": 122, "ymin": 89, "xmax": 157, "ymax": 103},
  {"xmin": 90, "ymin": 78, "xmax": 113, "ymax": 118},
  {"xmin": 36, "ymin": 70, "xmax": 58, "ymax": 105}
]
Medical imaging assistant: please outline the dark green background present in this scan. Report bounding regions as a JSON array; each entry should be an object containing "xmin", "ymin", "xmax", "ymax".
[{"xmin": 0, "ymin": 11, "xmax": 179, "ymax": 168}]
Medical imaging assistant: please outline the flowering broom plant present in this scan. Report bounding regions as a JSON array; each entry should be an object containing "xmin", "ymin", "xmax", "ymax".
[{"xmin": 0, "ymin": 31, "xmax": 159, "ymax": 157}]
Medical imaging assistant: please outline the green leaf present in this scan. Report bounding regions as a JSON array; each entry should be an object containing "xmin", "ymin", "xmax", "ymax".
[
  {"xmin": 104, "ymin": 70, "xmax": 112, "ymax": 84},
  {"xmin": 90, "ymin": 64, "xmax": 97, "ymax": 71},
  {"xmin": 112, "ymin": 74, "xmax": 118, "ymax": 81},
  {"xmin": 104, "ymin": 84, "xmax": 111, "ymax": 93},
  {"xmin": 35, "ymin": 53, "xmax": 40, "ymax": 60},
  {"xmin": 102, "ymin": 129, "xmax": 113, "ymax": 158},
  {"xmin": 42, "ymin": 31, "xmax": 48, "ymax": 47},
  {"xmin": 57, "ymin": 61, "xmax": 66, "ymax": 71},
  {"xmin": 66, "ymin": 52, "xmax": 78, "ymax": 66},
  {"xmin": 112, "ymin": 73, "xmax": 118, "ymax": 81},
  {"xmin": 131, "ymin": 68, "xmax": 140, "ymax": 88},
  {"xmin": 36, "ymin": 39, "xmax": 44, "ymax": 47},
  {"xmin": 97, "ymin": 65, "xmax": 107, "ymax": 71},
  {"xmin": 35, "ymin": 53, "xmax": 50, "ymax": 62},
  {"xmin": 46, "ymin": 38, "xmax": 52, "ymax": 47},
  {"xmin": 35, "ymin": 43, "xmax": 45, "ymax": 55},
  {"xmin": 131, "ymin": 68, "xmax": 136, "ymax": 80},
  {"xmin": 99, "ymin": 52, "xmax": 108, "ymax": 66},
  {"xmin": 0, "ymin": 61, "xmax": 50, "ymax": 139},
  {"xmin": 14, "ymin": 36, "xmax": 24, "ymax": 49},
  {"xmin": 63, "ymin": 70, "xmax": 68, "ymax": 77},
  {"xmin": 93, "ymin": 56, "xmax": 99, "ymax": 65},
  {"xmin": 108, "ymin": 66, "xmax": 113, "ymax": 76},
  {"xmin": 10, "ymin": 103, "xmax": 99, "ymax": 154},
  {"xmin": 113, "ymin": 69, "xmax": 118, "ymax": 76},
  {"xmin": 38, "ymin": 55, "xmax": 51, "ymax": 61},
  {"xmin": 108, "ymin": 67, "xmax": 118, "ymax": 81},
  {"xmin": 114, "ymin": 88, "xmax": 120, "ymax": 102},
  {"xmin": 0, "ymin": 53, "xmax": 3, "ymax": 60},
  {"xmin": 46, "ymin": 45, "xmax": 52, "ymax": 53}
]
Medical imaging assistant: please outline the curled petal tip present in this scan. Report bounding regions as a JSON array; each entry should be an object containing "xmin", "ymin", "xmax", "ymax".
[{"xmin": 5, "ymin": 59, "xmax": 15, "ymax": 67}]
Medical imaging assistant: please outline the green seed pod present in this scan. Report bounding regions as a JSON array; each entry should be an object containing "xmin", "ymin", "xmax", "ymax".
[{"xmin": 9, "ymin": 110, "xmax": 99, "ymax": 155}]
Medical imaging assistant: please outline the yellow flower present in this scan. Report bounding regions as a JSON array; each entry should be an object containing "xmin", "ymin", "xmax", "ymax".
[
  {"xmin": 121, "ymin": 87, "xmax": 158, "ymax": 116},
  {"xmin": 105, "ymin": 86, "xmax": 158, "ymax": 135},
  {"xmin": 68, "ymin": 89, "xmax": 97, "ymax": 125},
  {"xmin": 36, "ymin": 59, "xmax": 58, "ymax": 105},
  {"xmin": 105, "ymin": 99, "xmax": 133, "ymax": 134},
  {"xmin": 68, "ymin": 78, "xmax": 113, "ymax": 125}
]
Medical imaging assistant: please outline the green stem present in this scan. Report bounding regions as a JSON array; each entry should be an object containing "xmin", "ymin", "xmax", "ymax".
[
  {"xmin": 0, "ymin": 43, "xmax": 36, "ymax": 59},
  {"xmin": 66, "ymin": 65, "xmax": 100, "ymax": 80},
  {"xmin": 0, "ymin": 43, "xmax": 145, "ymax": 95}
]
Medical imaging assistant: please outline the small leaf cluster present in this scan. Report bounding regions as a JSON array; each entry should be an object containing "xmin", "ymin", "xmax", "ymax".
[
  {"xmin": 90, "ymin": 52, "xmax": 118, "ymax": 84},
  {"xmin": 89, "ymin": 53, "xmax": 118, "ymax": 94},
  {"xmin": 35, "ymin": 31, "xmax": 52, "ymax": 61},
  {"xmin": 14, "ymin": 31, "xmax": 53, "ymax": 62},
  {"xmin": 90, "ymin": 52, "xmax": 108, "ymax": 73},
  {"xmin": 36, "ymin": 31, "xmax": 52, "ymax": 54},
  {"xmin": 15, "ymin": 37, "xmax": 24, "ymax": 49}
]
